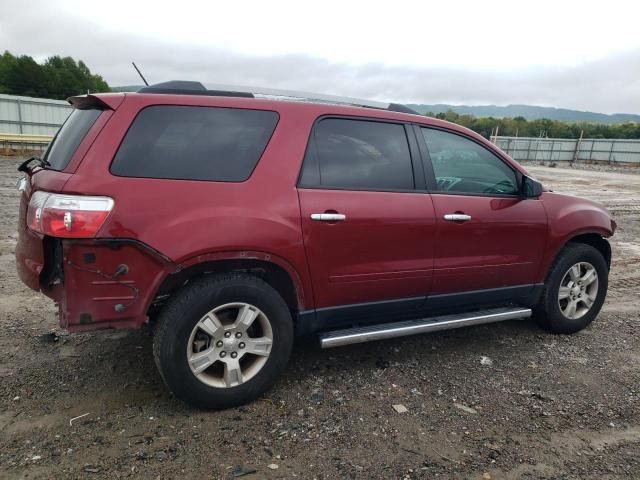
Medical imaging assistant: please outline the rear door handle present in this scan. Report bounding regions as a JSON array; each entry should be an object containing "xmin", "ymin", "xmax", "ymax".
[
  {"xmin": 311, "ymin": 213, "xmax": 346, "ymax": 222},
  {"xmin": 444, "ymin": 213, "xmax": 472, "ymax": 222}
]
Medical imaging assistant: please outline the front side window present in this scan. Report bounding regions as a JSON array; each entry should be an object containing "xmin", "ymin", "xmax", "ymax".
[
  {"xmin": 421, "ymin": 128, "xmax": 518, "ymax": 195},
  {"xmin": 299, "ymin": 118, "xmax": 414, "ymax": 191},
  {"xmin": 111, "ymin": 106, "xmax": 278, "ymax": 181}
]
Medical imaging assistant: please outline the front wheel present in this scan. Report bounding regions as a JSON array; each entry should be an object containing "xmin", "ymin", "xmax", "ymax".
[
  {"xmin": 534, "ymin": 243, "xmax": 609, "ymax": 333},
  {"xmin": 153, "ymin": 273, "xmax": 294, "ymax": 409}
]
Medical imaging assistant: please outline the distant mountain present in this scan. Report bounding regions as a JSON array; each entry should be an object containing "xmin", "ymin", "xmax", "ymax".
[
  {"xmin": 109, "ymin": 86, "xmax": 638, "ymax": 125},
  {"xmin": 406, "ymin": 103, "xmax": 640, "ymax": 124},
  {"xmin": 110, "ymin": 85, "xmax": 143, "ymax": 92}
]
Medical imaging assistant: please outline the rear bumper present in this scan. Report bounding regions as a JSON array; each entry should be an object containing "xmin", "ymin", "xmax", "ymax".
[
  {"xmin": 15, "ymin": 192, "xmax": 45, "ymax": 291},
  {"xmin": 15, "ymin": 229, "xmax": 45, "ymax": 291}
]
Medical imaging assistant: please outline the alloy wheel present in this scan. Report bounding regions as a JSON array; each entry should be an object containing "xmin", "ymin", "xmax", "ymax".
[
  {"xmin": 187, "ymin": 303, "xmax": 273, "ymax": 388},
  {"xmin": 558, "ymin": 262, "xmax": 599, "ymax": 320}
]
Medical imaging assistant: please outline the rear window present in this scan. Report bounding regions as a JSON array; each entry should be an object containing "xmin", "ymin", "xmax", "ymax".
[
  {"xmin": 43, "ymin": 108, "xmax": 102, "ymax": 170},
  {"xmin": 110, "ymin": 106, "xmax": 279, "ymax": 182}
]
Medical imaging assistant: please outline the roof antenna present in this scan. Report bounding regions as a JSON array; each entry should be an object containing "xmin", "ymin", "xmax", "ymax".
[{"xmin": 132, "ymin": 62, "xmax": 149, "ymax": 86}]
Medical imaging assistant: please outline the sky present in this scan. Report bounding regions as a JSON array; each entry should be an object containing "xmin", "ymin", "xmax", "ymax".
[{"xmin": 1, "ymin": 0, "xmax": 639, "ymax": 113}]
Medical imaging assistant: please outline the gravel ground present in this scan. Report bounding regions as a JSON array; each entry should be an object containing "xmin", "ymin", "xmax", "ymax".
[{"xmin": 0, "ymin": 158, "xmax": 638, "ymax": 479}]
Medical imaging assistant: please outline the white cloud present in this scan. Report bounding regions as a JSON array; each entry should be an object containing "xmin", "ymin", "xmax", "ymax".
[
  {"xmin": 1, "ymin": 0, "xmax": 638, "ymax": 113},
  {"xmin": 54, "ymin": 0, "xmax": 640, "ymax": 69}
]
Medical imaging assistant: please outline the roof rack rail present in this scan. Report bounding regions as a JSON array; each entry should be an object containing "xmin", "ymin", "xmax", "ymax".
[
  {"xmin": 138, "ymin": 81, "xmax": 254, "ymax": 98},
  {"xmin": 137, "ymin": 81, "xmax": 419, "ymax": 115}
]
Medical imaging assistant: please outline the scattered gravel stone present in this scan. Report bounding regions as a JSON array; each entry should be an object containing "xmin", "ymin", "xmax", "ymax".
[
  {"xmin": 232, "ymin": 465, "xmax": 257, "ymax": 477},
  {"xmin": 0, "ymin": 159, "xmax": 638, "ymax": 478},
  {"xmin": 453, "ymin": 403, "xmax": 478, "ymax": 414},
  {"xmin": 480, "ymin": 356, "xmax": 493, "ymax": 366}
]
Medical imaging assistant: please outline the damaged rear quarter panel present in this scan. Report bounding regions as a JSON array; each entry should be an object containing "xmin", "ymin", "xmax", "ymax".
[{"xmin": 59, "ymin": 240, "xmax": 175, "ymax": 332}]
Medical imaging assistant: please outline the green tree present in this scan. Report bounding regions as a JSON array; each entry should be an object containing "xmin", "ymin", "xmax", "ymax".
[
  {"xmin": 0, "ymin": 50, "xmax": 110, "ymax": 99},
  {"xmin": 0, "ymin": 52, "xmax": 48, "ymax": 97},
  {"xmin": 424, "ymin": 110, "xmax": 639, "ymax": 140}
]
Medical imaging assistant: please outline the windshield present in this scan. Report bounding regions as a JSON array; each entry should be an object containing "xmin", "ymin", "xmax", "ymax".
[{"xmin": 43, "ymin": 108, "xmax": 102, "ymax": 170}]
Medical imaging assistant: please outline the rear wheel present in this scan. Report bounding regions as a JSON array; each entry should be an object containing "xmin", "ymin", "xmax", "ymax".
[
  {"xmin": 534, "ymin": 243, "xmax": 608, "ymax": 333},
  {"xmin": 153, "ymin": 273, "xmax": 294, "ymax": 409}
]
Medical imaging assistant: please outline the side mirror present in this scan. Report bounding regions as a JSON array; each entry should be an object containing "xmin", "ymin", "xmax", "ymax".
[{"xmin": 521, "ymin": 175, "xmax": 543, "ymax": 198}]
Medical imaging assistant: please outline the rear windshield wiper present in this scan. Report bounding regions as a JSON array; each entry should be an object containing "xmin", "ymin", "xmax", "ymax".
[{"xmin": 18, "ymin": 156, "xmax": 51, "ymax": 175}]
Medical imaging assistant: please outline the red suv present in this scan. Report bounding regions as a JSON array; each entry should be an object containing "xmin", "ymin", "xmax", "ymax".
[{"xmin": 15, "ymin": 81, "xmax": 616, "ymax": 409}]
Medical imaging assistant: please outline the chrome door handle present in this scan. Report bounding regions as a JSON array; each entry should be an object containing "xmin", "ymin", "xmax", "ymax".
[
  {"xmin": 311, "ymin": 213, "xmax": 346, "ymax": 222},
  {"xmin": 444, "ymin": 213, "xmax": 472, "ymax": 222}
]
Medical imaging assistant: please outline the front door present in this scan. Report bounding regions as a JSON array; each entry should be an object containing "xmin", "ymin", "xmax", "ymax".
[
  {"xmin": 297, "ymin": 117, "xmax": 436, "ymax": 324},
  {"xmin": 417, "ymin": 126, "xmax": 548, "ymax": 295}
]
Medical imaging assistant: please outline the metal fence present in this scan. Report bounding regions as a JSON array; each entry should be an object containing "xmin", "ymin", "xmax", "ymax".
[
  {"xmin": 2, "ymin": 93, "xmax": 639, "ymax": 164},
  {"xmin": 0, "ymin": 93, "xmax": 71, "ymax": 136},
  {"xmin": 492, "ymin": 136, "xmax": 640, "ymax": 165}
]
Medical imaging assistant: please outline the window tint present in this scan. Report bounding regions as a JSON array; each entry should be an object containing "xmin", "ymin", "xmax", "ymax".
[
  {"xmin": 111, "ymin": 106, "xmax": 278, "ymax": 181},
  {"xmin": 44, "ymin": 108, "xmax": 102, "ymax": 170},
  {"xmin": 421, "ymin": 128, "xmax": 518, "ymax": 195},
  {"xmin": 299, "ymin": 118, "xmax": 414, "ymax": 190}
]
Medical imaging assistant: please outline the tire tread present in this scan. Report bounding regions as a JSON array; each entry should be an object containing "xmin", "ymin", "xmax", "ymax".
[
  {"xmin": 534, "ymin": 243, "xmax": 608, "ymax": 334},
  {"xmin": 153, "ymin": 272, "xmax": 293, "ymax": 409}
]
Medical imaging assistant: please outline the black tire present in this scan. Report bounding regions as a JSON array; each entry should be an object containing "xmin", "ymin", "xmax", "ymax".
[
  {"xmin": 534, "ymin": 243, "xmax": 608, "ymax": 334},
  {"xmin": 153, "ymin": 273, "xmax": 294, "ymax": 409}
]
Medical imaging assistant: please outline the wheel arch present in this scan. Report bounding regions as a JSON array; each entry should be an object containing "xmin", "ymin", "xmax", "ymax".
[
  {"xmin": 543, "ymin": 231, "xmax": 612, "ymax": 282},
  {"xmin": 566, "ymin": 232, "xmax": 612, "ymax": 269},
  {"xmin": 151, "ymin": 253, "xmax": 308, "ymax": 316}
]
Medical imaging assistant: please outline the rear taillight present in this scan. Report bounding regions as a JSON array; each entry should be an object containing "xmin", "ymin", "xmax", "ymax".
[{"xmin": 27, "ymin": 191, "xmax": 114, "ymax": 238}]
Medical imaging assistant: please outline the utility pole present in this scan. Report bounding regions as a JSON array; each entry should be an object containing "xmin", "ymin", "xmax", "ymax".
[{"xmin": 573, "ymin": 130, "xmax": 583, "ymax": 165}]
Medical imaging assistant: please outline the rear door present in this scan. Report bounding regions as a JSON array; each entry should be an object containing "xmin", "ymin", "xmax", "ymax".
[
  {"xmin": 416, "ymin": 126, "xmax": 547, "ymax": 296},
  {"xmin": 297, "ymin": 117, "xmax": 436, "ymax": 324}
]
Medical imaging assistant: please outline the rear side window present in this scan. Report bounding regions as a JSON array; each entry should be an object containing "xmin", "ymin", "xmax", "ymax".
[
  {"xmin": 110, "ymin": 106, "xmax": 278, "ymax": 181},
  {"xmin": 299, "ymin": 118, "xmax": 414, "ymax": 191},
  {"xmin": 43, "ymin": 108, "xmax": 102, "ymax": 170}
]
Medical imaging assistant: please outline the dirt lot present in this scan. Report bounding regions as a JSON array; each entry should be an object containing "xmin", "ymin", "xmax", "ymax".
[{"xmin": 0, "ymin": 158, "xmax": 638, "ymax": 479}]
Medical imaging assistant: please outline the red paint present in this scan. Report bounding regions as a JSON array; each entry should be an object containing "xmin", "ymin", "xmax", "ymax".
[
  {"xmin": 535, "ymin": 192, "xmax": 616, "ymax": 281},
  {"xmin": 430, "ymin": 194, "xmax": 548, "ymax": 293},
  {"xmin": 58, "ymin": 241, "xmax": 171, "ymax": 331},
  {"xmin": 298, "ymin": 189, "xmax": 436, "ymax": 307},
  {"xmin": 15, "ymin": 92, "xmax": 615, "ymax": 331}
]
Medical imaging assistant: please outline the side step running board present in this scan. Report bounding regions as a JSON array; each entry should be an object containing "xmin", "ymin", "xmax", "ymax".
[{"xmin": 320, "ymin": 307, "xmax": 531, "ymax": 348}]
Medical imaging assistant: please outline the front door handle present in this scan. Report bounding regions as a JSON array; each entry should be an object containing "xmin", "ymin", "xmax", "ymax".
[
  {"xmin": 311, "ymin": 213, "xmax": 346, "ymax": 222},
  {"xmin": 444, "ymin": 213, "xmax": 472, "ymax": 222}
]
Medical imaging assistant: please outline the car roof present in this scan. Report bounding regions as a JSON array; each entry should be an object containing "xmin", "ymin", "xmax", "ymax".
[
  {"xmin": 136, "ymin": 80, "xmax": 420, "ymax": 115},
  {"xmin": 124, "ymin": 81, "xmax": 493, "ymax": 140},
  {"xmin": 73, "ymin": 89, "xmax": 527, "ymax": 175},
  {"xmin": 80, "ymin": 84, "xmax": 504, "ymax": 162}
]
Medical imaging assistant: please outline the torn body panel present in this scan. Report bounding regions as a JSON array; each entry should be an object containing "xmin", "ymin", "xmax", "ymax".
[{"xmin": 53, "ymin": 240, "xmax": 176, "ymax": 332}]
